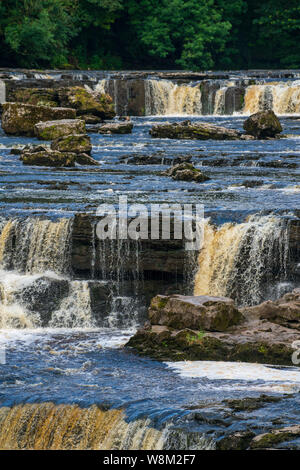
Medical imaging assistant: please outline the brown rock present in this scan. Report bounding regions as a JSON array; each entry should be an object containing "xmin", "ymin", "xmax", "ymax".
[
  {"xmin": 1, "ymin": 102, "xmax": 76, "ymax": 136},
  {"xmin": 243, "ymin": 110, "xmax": 282, "ymax": 138}
]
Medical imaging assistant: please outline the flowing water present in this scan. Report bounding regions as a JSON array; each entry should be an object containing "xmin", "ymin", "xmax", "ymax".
[{"xmin": 0, "ymin": 73, "xmax": 300, "ymax": 449}]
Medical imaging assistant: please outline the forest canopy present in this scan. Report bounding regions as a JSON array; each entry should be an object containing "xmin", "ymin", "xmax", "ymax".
[{"xmin": 0, "ymin": 0, "xmax": 299, "ymax": 70}]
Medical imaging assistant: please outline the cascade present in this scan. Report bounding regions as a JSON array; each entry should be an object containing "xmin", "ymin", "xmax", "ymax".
[
  {"xmin": 0, "ymin": 403, "xmax": 215, "ymax": 450},
  {"xmin": 244, "ymin": 81, "xmax": 300, "ymax": 114},
  {"xmin": 194, "ymin": 215, "xmax": 291, "ymax": 306},
  {"xmin": 145, "ymin": 79, "xmax": 202, "ymax": 115},
  {"xmin": 0, "ymin": 218, "xmax": 73, "ymax": 275},
  {"xmin": 0, "ymin": 80, "xmax": 5, "ymax": 104}
]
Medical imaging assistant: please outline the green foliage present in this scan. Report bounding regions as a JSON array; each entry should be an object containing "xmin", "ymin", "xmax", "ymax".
[{"xmin": 0, "ymin": 0, "xmax": 299, "ymax": 69}]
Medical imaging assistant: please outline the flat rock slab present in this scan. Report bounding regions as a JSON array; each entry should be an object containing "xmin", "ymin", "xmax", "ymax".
[
  {"xmin": 34, "ymin": 119, "xmax": 86, "ymax": 140},
  {"xmin": 150, "ymin": 121, "xmax": 241, "ymax": 140}
]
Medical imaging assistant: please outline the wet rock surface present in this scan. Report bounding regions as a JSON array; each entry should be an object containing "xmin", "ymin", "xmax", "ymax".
[
  {"xmin": 127, "ymin": 290, "xmax": 300, "ymax": 365},
  {"xmin": 243, "ymin": 110, "xmax": 283, "ymax": 138},
  {"xmin": 163, "ymin": 162, "xmax": 210, "ymax": 182}
]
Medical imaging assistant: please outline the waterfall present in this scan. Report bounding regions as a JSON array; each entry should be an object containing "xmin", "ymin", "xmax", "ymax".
[
  {"xmin": 145, "ymin": 79, "xmax": 202, "ymax": 115},
  {"xmin": 0, "ymin": 218, "xmax": 73, "ymax": 275},
  {"xmin": 0, "ymin": 403, "xmax": 215, "ymax": 450},
  {"xmin": 244, "ymin": 81, "xmax": 300, "ymax": 114},
  {"xmin": 0, "ymin": 80, "xmax": 5, "ymax": 104},
  {"xmin": 194, "ymin": 215, "xmax": 291, "ymax": 306}
]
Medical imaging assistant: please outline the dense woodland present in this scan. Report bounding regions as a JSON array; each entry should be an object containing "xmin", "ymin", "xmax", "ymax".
[{"xmin": 0, "ymin": 0, "xmax": 299, "ymax": 70}]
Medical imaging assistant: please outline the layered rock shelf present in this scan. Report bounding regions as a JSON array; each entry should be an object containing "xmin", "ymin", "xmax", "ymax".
[{"xmin": 127, "ymin": 290, "xmax": 300, "ymax": 365}]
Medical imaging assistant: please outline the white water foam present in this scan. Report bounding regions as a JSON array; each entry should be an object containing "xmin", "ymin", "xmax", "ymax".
[{"xmin": 167, "ymin": 361, "xmax": 300, "ymax": 393}]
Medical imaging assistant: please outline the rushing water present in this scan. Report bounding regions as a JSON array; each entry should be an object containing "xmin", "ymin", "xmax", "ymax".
[{"xmin": 0, "ymin": 90, "xmax": 300, "ymax": 448}]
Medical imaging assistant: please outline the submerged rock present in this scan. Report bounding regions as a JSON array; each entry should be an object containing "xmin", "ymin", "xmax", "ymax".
[
  {"xmin": 81, "ymin": 115, "xmax": 103, "ymax": 124},
  {"xmin": 1, "ymin": 102, "xmax": 76, "ymax": 136},
  {"xmin": 250, "ymin": 425, "xmax": 300, "ymax": 449},
  {"xmin": 58, "ymin": 86, "xmax": 115, "ymax": 119},
  {"xmin": 21, "ymin": 150, "xmax": 75, "ymax": 167},
  {"xmin": 163, "ymin": 162, "xmax": 210, "ymax": 182},
  {"xmin": 119, "ymin": 154, "xmax": 191, "ymax": 165},
  {"xmin": 98, "ymin": 121, "xmax": 133, "ymax": 134},
  {"xmin": 34, "ymin": 119, "xmax": 86, "ymax": 140},
  {"xmin": 51, "ymin": 134, "xmax": 92, "ymax": 155},
  {"xmin": 150, "ymin": 120, "xmax": 241, "ymax": 140},
  {"xmin": 243, "ymin": 110, "xmax": 282, "ymax": 138},
  {"xmin": 75, "ymin": 153, "xmax": 99, "ymax": 165}
]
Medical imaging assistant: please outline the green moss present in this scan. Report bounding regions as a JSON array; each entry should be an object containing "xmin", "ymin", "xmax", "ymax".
[{"xmin": 157, "ymin": 297, "xmax": 169, "ymax": 309}]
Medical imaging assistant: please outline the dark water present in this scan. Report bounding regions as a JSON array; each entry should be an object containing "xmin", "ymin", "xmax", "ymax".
[{"xmin": 0, "ymin": 116, "xmax": 299, "ymax": 222}]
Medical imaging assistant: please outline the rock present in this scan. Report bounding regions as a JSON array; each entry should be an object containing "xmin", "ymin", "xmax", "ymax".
[
  {"xmin": 217, "ymin": 431, "xmax": 255, "ymax": 450},
  {"xmin": 148, "ymin": 295, "xmax": 243, "ymax": 331},
  {"xmin": 88, "ymin": 281, "xmax": 111, "ymax": 325},
  {"xmin": 1, "ymin": 102, "xmax": 76, "ymax": 136},
  {"xmin": 58, "ymin": 86, "xmax": 115, "ymax": 119},
  {"xmin": 150, "ymin": 120, "xmax": 241, "ymax": 140},
  {"xmin": 14, "ymin": 276, "xmax": 69, "ymax": 326},
  {"xmin": 243, "ymin": 110, "xmax": 282, "ymax": 138},
  {"xmin": 163, "ymin": 163, "xmax": 210, "ymax": 182},
  {"xmin": 34, "ymin": 119, "xmax": 86, "ymax": 140},
  {"xmin": 21, "ymin": 150, "xmax": 75, "ymax": 167},
  {"xmin": 250, "ymin": 425, "xmax": 300, "ymax": 449},
  {"xmin": 243, "ymin": 288, "xmax": 300, "ymax": 330},
  {"xmin": 126, "ymin": 291, "xmax": 300, "ymax": 365},
  {"xmin": 51, "ymin": 134, "xmax": 92, "ymax": 155},
  {"xmin": 119, "ymin": 154, "xmax": 192, "ymax": 165},
  {"xmin": 98, "ymin": 121, "xmax": 133, "ymax": 134},
  {"xmin": 81, "ymin": 115, "xmax": 103, "ymax": 124},
  {"xmin": 224, "ymin": 395, "xmax": 281, "ymax": 412},
  {"xmin": 9, "ymin": 87, "xmax": 59, "ymax": 107},
  {"xmin": 75, "ymin": 153, "xmax": 99, "ymax": 166}
]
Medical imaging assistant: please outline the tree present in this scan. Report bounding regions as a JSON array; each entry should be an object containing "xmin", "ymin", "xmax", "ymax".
[
  {"xmin": 124, "ymin": 0, "xmax": 245, "ymax": 70},
  {"xmin": 0, "ymin": 0, "xmax": 76, "ymax": 68}
]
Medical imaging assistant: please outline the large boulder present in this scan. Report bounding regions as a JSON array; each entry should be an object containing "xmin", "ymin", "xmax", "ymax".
[
  {"xmin": 1, "ymin": 102, "xmax": 76, "ymax": 136},
  {"xmin": 243, "ymin": 110, "xmax": 282, "ymax": 138},
  {"xmin": 21, "ymin": 150, "xmax": 75, "ymax": 167},
  {"xmin": 58, "ymin": 86, "xmax": 115, "ymax": 119},
  {"xmin": 51, "ymin": 134, "xmax": 92, "ymax": 155},
  {"xmin": 98, "ymin": 121, "xmax": 133, "ymax": 134},
  {"xmin": 149, "ymin": 294, "xmax": 243, "ymax": 331},
  {"xmin": 163, "ymin": 162, "xmax": 210, "ymax": 182},
  {"xmin": 34, "ymin": 119, "xmax": 86, "ymax": 140},
  {"xmin": 150, "ymin": 120, "xmax": 241, "ymax": 140}
]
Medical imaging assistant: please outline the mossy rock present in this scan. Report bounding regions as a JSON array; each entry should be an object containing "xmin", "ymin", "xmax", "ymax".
[
  {"xmin": 51, "ymin": 134, "xmax": 92, "ymax": 154},
  {"xmin": 34, "ymin": 119, "xmax": 86, "ymax": 140},
  {"xmin": 21, "ymin": 151, "xmax": 75, "ymax": 167},
  {"xmin": 10, "ymin": 88, "xmax": 59, "ymax": 107},
  {"xmin": 58, "ymin": 87, "xmax": 115, "ymax": 119},
  {"xmin": 1, "ymin": 102, "xmax": 76, "ymax": 136}
]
